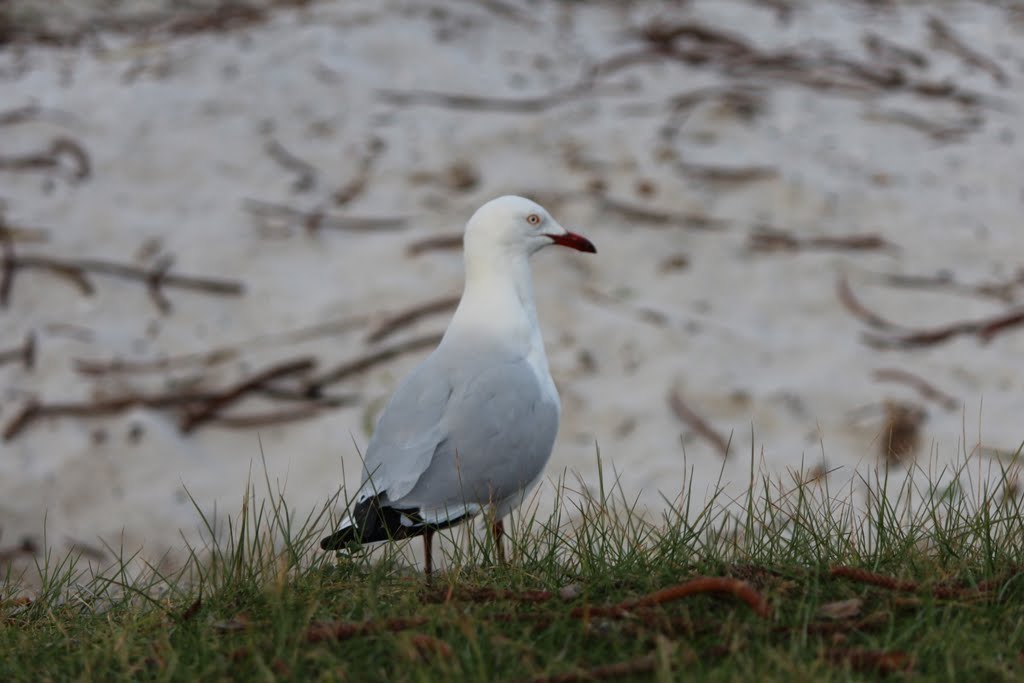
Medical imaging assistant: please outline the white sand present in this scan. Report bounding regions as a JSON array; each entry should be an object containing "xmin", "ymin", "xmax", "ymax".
[{"xmin": 1, "ymin": 0, "xmax": 1022, "ymax": 576}]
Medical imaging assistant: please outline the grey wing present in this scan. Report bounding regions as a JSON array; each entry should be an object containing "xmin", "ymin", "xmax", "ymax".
[
  {"xmin": 394, "ymin": 357, "xmax": 560, "ymax": 514},
  {"xmin": 356, "ymin": 354, "xmax": 454, "ymax": 503}
]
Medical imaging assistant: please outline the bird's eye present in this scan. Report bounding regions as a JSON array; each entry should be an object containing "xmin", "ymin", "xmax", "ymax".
[{"xmin": 526, "ymin": 213, "xmax": 542, "ymax": 226}]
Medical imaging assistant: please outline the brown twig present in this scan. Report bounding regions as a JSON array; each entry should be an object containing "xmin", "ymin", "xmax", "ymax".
[
  {"xmin": 243, "ymin": 198, "xmax": 407, "ymax": 234},
  {"xmin": 366, "ymin": 295, "xmax": 459, "ymax": 344},
  {"xmin": 0, "ymin": 332, "xmax": 36, "ymax": 370},
  {"xmin": 835, "ymin": 276, "xmax": 901, "ymax": 330},
  {"xmin": 863, "ymin": 108, "xmax": 980, "ymax": 142},
  {"xmin": 862, "ymin": 33, "xmax": 929, "ymax": 70},
  {"xmin": 829, "ymin": 565, "xmax": 919, "ymax": 592},
  {"xmin": 73, "ymin": 315, "xmax": 369, "ymax": 376},
  {"xmin": 927, "ymin": 16, "xmax": 1008, "ymax": 86},
  {"xmin": 304, "ymin": 333, "xmax": 443, "ymax": 398},
  {"xmin": 597, "ymin": 196, "xmax": 727, "ymax": 232},
  {"xmin": 626, "ymin": 577, "xmax": 771, "ymax": 618},
  {"xmin": 0, "ymin": 241, "xmax": 244, "ymax": 311},
  {"xmin": 873, "ymin": 368, "xmax": 958, "ymax": 411},
  {"xmin": 674, "ymin": 161, "xmax": 777, "ymax": 184},
  {"xmin": 0, "ymin": 137, "xmax": 90, "ymax": 182},
  {"xmin": 862, "ymin": 307, "xmax": 1024, "ymax": 350},
  {"xmin": 3, "ymin": 358, "xmax": 323, "ymax": 440},
  {"xmin": 406, "ymin": 233, "xmax": 463, "ymax": 256},
  {"xmin": 265, "ymin": 138, "xmax": 317, "ymax": 193},
  {"xmin": 377, "ymin": 78, "xmax": 604, "ymax": 113},
  {"xmin": 179, "ymin": 357, "xmax": 317, "ymax": 433},
  {"xmin": 749, "ymin": 228, "xmax": 895, "ymax": 253},
  {"xmin": 668, "ymin": 387, "xmax": 731, "ymax": 458},
  {"xmin": 333, "ymin": 138, "xmax": 385, "ymax": 206}
]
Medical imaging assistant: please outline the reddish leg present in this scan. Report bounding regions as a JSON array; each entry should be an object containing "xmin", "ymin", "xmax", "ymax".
[
  {"xmin": 491, "ymin": 518, "xmax": 506, "ymax": 564},
  {"xmin": 423, "ymin": 528, "xmax": 435, "ymax": 581}
]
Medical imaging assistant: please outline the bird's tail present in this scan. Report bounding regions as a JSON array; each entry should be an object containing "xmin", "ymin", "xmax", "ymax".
[{"xmin": 320, "ymin": 495, "xmax": 475, "ymax": 551}]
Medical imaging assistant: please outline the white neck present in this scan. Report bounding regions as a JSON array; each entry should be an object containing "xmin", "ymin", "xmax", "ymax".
[{"xmin": 444, "ymin": 240, "xmax": 547, "ymax": 367}]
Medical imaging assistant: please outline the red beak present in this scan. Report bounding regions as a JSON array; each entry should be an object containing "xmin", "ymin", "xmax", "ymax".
[{"xmin": 546, "ymin": 231, "xmax": 597, "ymax": 253}]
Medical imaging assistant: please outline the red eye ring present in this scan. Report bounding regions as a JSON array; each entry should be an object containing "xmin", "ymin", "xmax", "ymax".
[{"xmin": 526, "ymin": 213, "xmax": 541, "ymax": 225}]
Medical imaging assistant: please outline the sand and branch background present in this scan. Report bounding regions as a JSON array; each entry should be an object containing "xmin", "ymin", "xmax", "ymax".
[{"xmin": 1, "ymin": 0, "xmax": 1023, "ymax": 582}]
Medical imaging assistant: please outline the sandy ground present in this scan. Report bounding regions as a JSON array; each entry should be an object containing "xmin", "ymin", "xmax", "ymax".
[{"xmin": 1, "ymin": 0, "xmax": 1023, "ymax": 578}]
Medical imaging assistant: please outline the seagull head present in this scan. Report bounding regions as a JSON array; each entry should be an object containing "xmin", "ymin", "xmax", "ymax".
[{"xmin": 465, "ymin": 195, "xmax": 597, "ymax": 257}]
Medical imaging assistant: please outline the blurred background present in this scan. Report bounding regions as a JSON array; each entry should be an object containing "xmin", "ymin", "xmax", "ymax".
[{"xmin": 1, "ymin": 0, "xmax": 1022, "ymax": 574}]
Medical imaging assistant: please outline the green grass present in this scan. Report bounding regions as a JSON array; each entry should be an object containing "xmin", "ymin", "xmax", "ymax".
[{"xmin": 2, "ymin": 452, "xmax": 1024, "ymax": 682}]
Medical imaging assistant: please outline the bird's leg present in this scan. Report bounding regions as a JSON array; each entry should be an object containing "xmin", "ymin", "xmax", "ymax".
[
  {"xmin": 491, "ymin": 518, "xmax": 506, "ymax": 565},
  {"xmin": 423, "ymin": 528, "xmax": 435, "ymax": 581}
]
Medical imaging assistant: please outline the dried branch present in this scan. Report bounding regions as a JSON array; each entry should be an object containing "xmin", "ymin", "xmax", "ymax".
[
  {"xmin": 829, "ymin": 565, "xmax": 919, "ymax": 592},
  {"xmin": 243, "ymin": 198, "xmax": 407, "ymax": 234},
  {"xmin": 871, "ymin": 269, "xmax": 1024, "ymax": 304},
  {"xmin": 378, "ymin": 76, "xmax": 624, "ymax": 113},
  {"xmin": 863, "ymin": 307, "xmax": 1024, "ymax": 350},
  {"xmin": 179, "ymin": 357, "xmax": 317, "ymax": 433},
  {"xmin": 333, "ymin": 138, "xmax": 385, "ymax": 206},
  {"xmin": 304, "ymin": 333, "xmax": 443, "ymax": 397},
  {"xmin": 366, "ymin": 295, "xmax": 459, "ymax": 344},
  {"xmin": 927, "ymin": 16, "xmax": 1008, "ymax": 86},
  {"xmin": 406, "ymin": 233, "xmax": 463, "ymax": 256},
  {"xmin": 265, "ymin": 138, "xmax": 317, "ymax": 193},
  {"xmin": 0, "ymin": 332, "xmax": 36, "ymax": 370},
  {"xmin": 749, "ymin": 228, "xmax": 895, "ymax": 253},
  {"xmin": 597, "ymin": 196, "xmax": 727, "ymax": 232},
  {"xmin": 862, "ymin": 33, "xmax": 929, "ymax": 70},
  {"xmin": 873, "ymin": 368, "xmax": 958, "ymax": 411},
  {"xmin": 835, "ymin": 276, "xmax": 901, "ymax": 330},
  {"xmin": 0, "ymin": 137, "xmax": 90, "ymax": 182},
  {"xmin": 675, "ymin": 160, "xmax": 777, "ymax": 185},
  {"xmin": 74, "ymin": 315, "xmax": 369, "ymax": 376},
  {"xmin": 863, "ymin": 108, "xmax": 981, "ymax": 142},
  {"xmin": 3, "ymin": 357, "xmax": 322, "ymax": 441},
  {"xmin": 0, "ymin": 240, "xmax": 244, "ymax": 311},
  {"xmin": 668, "ymin": 387, "xmax": 731, "ymax": 458},
  {"xmin": 627, "ymin": 577, "xmax": 771, "ymax": 618}
]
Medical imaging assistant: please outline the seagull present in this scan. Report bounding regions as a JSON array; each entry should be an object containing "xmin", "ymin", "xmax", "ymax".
[{"xmin": 321, "ymin": 195, "xmax": 596, "ymax": 576}]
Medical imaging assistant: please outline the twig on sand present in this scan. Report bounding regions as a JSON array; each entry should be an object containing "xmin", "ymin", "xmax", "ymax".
[
  {"xmin": 0, "ymin": 239, "xmax": 244, "ymax": 312},
  {"xmin": 668, "ymin": 387, "xmax": 731, "ymax": 458},
  {"xmin": 0, "ymin": 332, "xmax": 35, "ymax": 370},
  {"xmin": 836, "ymin": 276, "xmax": 898, "ymax": 330},
  {"xmin": 73, "ymin": 315, "xmax": 369, "ymax": 376},
  {"xmin": 3, "ymin": 357, "xmax": 321, "ymax": 441},
  {"xmin": 303, "ymin": 334, "xmax": 443, "ymax": 397},
  {"xmin": 333, "ymin": 138, "xmax": 385, "ymax": 206},
  {"xmin": 862, "ymin": 308, "xmax": 1024, "ymax": 350},
  {"xmin": 597, "ymin": 196, "xmax": 727, "ymax": 232},
  {"xmin": 243, "ymin": 198, "xmax": 407, "ymax": 234},
  {"xmin": 0, "ymin": 137, "xmax": 90, "ymax": 182},
  {"xmin": 366, "ymin": 295, "xmax": 459, "ymax": 343},
  {"xmin": 927, "ymin": 16, "xmax": 1008, "ymax": 86},
  {"xmin": 378, "ymin": 76, "xmax": 626, "ymax": 113},
  {"xmin": 872, "ymin": 368, "xmax": 958, "ymax": 411},
  {"xmin": 179, "ymin": 358, "xmax": 317, "ymax": 432},
  {"xmin": 749, "ymin": 228, "xmax": 896, "ymax": 253},
  {"xmin": 406, "ymin": 233, "xmax": 464, "ymax": 256},
  {"xmin": 264, "ymin": 138, "xmax": 317, "ymax": 193}
]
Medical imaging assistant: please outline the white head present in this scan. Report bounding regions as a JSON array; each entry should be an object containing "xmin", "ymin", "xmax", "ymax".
[{"xmin": 464, "ymin": 195, "xmax": 596, "ymax": 258}]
